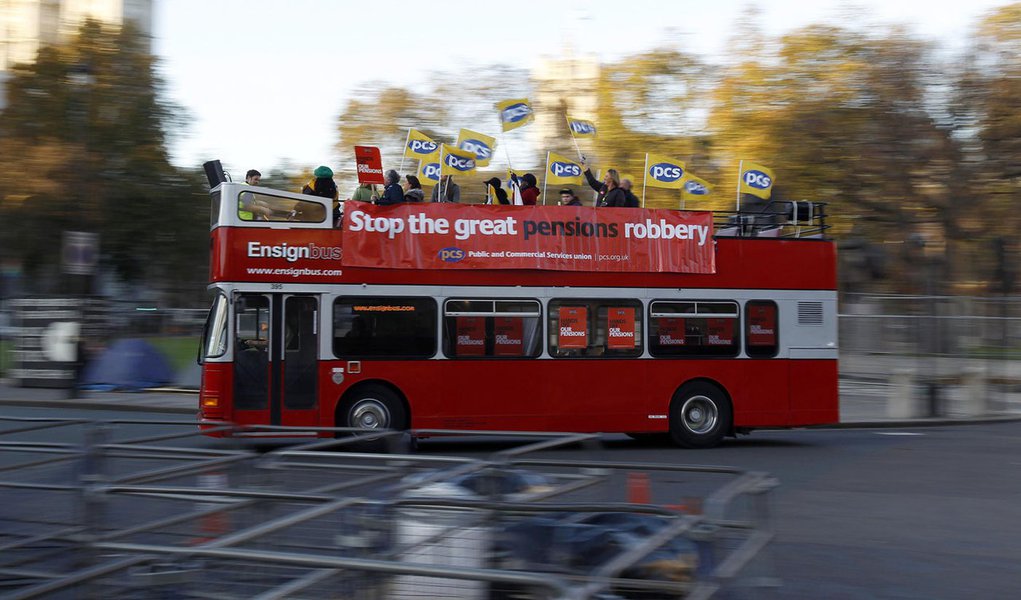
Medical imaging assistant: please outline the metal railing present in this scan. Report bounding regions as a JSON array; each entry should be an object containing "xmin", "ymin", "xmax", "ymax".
[{"xmin": 0, "ymin": 418, "xmax": 779, "ymax": 599}]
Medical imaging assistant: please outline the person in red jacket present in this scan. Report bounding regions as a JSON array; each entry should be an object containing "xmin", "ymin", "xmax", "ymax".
[{"xmin": 519, "ymin": 173, "xmax": 540, "ymax": 206}]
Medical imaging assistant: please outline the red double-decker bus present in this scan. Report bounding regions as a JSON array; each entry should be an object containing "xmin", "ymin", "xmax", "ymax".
[{"xmin": 198, "ymin": 180, "xmax": 837, "ymax": 448}]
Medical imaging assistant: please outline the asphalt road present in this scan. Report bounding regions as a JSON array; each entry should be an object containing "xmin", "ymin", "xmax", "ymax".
[{"xmin": 2, "ymin": 406, "xmax": 1019, "ymax": 599}]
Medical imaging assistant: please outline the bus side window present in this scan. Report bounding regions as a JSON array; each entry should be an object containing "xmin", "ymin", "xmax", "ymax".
[
  {"xmin": 648, "ymin": 300, "xmax": 740, "ymax": 357},
  {"xmin": 548, "ymin": 300, "xmax": 642, "ymax": 358},
  {"xmin": 333, "ymin": 297, "xmax": 437, "ymax": 358},
  {"xmin": 745, "ymin": 300, "xmax": 779, "ymax": 357},
  {"xmin": 441, "ymin": 299, "xmax": 542, "ymax": 359}
]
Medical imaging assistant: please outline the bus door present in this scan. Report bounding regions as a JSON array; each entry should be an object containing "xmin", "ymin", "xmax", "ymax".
[{"xmin": 233, "ymin": 293, "xmax": 320, "ymax": 429}]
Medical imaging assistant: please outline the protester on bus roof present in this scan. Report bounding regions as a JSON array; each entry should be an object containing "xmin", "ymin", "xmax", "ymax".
[
  {"xmin": 581, "ymin": 160, "xmax": 626, "ymax": 207},
  {"xmin": 302, "ymin": 165, "xmax": 340, "ymax": 223},
  {"xmin": 558, "ymin": 188, "xmax": 582, "ymax": 206},
  {"xmin": 403, "ymin": 174, "xmax": 425, "ymax": 202},
  {"xmin": 239, "ymin": 169, "xmax": 273, "ymax": 220},
  {"xmin": 430, "ymin": 175, "xmax": 461, "ymax": 203},
  {"xmin": 519, "ymin": 173, "xmax": 540, "ymax": 206},
  {"xmin": 484, "ymin": 177, "xmax": 510, "ymax": 205},
  {"xmin": 620, "ymin": 178, "xmax": 640, "ymax": 208},
  {"xmin": 351, "ymin": 182, "xmax": 379, "ymax": 203},
  {"xmin": 377, "ymin": 169, "xmax": 405, "ymax": 205}
]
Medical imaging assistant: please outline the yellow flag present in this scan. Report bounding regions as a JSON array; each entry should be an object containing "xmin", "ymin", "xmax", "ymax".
[
  {"xmin": 738, "ymin": 161, "xmax": 775, "ymax": 199},
  {"xmin": 418, "ymin": 151, "xmax": 440, "ymax": 186},
  {"xmin": 440, "ymin": 144, "xmax": 477, "ymax": 177},
  {"xmin": 496, "ymin": 98, "xmax": 534, "ymax": 132},
  {"xmin": 681, "ymin": 173, "xmax": 715, "ymax": 201},
  {"xmin": 456, "ymin": 129, "xmax": 497, "ymax": 168},
  {"xmin": 545, "ymin": 152, "xmax": 584, "ymax": 185},
  {"xmin": 566, "ymin": 116, "xmax": 597, "ymax": 138},
  {"xmin": 644, "ymin": 153, "xmax": 686, "ymax": 190},
  {"xmin": 404, "ymin": 129, "xmax": 439, "ymax": 159}
]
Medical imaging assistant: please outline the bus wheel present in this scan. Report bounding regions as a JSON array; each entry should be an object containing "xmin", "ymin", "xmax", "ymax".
[
  {"xmin": 341, "ymin": 385, "xmax": 408, "ymax": 432},
  {"xmin": 669, "ymin": 382, "xmax": 731, "ymax": 449}
]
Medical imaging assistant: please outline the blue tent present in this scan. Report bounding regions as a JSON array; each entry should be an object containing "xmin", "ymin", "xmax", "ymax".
[{"xmin": 82, "ymin": 338, "xmax": 174, "ymax": 391}]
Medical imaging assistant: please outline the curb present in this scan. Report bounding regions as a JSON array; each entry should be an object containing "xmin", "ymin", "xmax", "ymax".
[
  {"xmin": 811, "ymin": 414, "xmax": 1021, "ymax": 429},
  {"xmin": 0, "ymin": 399, "xmax": 194, "ymax": 415}
]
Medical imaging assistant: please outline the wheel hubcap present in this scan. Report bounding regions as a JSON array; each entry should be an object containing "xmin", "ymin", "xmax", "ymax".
[
  {"xmin": 681, "ymin": 395, "xmax": 718, "ymax": 435},
  {"xmin": 350, "ymin": 399, "xmax": 390, "ymax": 429}
]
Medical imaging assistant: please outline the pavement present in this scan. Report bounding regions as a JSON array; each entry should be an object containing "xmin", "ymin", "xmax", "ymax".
[
  {"xmin": 4, "ymin": 353, "xmax": 1021, "ymax": 427},
  {"xmin": 0, "ymin": 380, "xmax": 197, "ymax": 414}
]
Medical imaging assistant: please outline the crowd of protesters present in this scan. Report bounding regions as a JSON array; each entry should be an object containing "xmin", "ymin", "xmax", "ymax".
[
  {"xmin": 294, "ymin": 161, "xmax": 642, "ymax": 208},
  {"xmin": 240, "ymin": 160, "xmax": 644, "ymax": 228}
]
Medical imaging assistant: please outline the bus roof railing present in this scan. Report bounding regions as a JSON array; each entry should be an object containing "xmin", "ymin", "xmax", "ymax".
[{"xmin": 713, "ymin": 201, "xmax": 829, "ymax": 239}]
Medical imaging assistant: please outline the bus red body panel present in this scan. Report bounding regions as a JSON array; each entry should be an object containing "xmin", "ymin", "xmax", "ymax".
[{"xmin": 210, "ymin": 227, "xmax": 835, "ymax": 291}]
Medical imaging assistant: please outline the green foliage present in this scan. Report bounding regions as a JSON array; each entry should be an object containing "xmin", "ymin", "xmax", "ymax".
[
  {"xmin": 144, "ymin": 336, "xmax": 198, "ymax": 373},
  {"xmin": 0, "ymin": 20, "xmax": 208, "ymax": 303}
]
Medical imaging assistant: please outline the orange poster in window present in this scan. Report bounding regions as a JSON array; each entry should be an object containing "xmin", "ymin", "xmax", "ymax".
[
  {"xmin": 558, "ymin": 307, "xmax": 588, "ymax": 349},
  {"xmin": 494, "ymin": 317, "xmax": 524, "ymax": 356},
  {"xmin": 456, "ymin": 317, "xmax": 486, "ymax": 356},
  {"xmin": 658, "ymin": 318, "xmax": 686, "ymax": 346},
  {"xmin": 747, "ymin": 304, "xmax": 777, "ymax": 346},
  {"xmin": 607, "ymin": 307, "xmax": 636, "ymax": 349},
  {"xmin": 707, "ymin": 318, "xmax": 735, "ymax": 345}
]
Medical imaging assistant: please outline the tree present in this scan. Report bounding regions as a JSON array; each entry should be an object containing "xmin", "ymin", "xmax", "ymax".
[
  {"xmin": 590, "ymin": 48, "xmax": 712, "ymax": 209},
  {"xmin": 707, "ymin": 23, "xmax": 975, "ymax": 291},
  {"xmin": 0, "ymin": 20, "xmax": 208, "ymax": 303}
]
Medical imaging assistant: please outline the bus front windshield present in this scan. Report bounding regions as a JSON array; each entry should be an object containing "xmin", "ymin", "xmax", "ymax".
[{"xmin": 201, "ymin": 294, "xmax": 229, "ymax": 360}]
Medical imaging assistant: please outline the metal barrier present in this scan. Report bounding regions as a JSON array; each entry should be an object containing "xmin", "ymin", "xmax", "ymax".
[
  {"xmin": 0, "ymin": 418, "xmax": 778, "ymax": 599},
  {"xmin": 840, "ymin": 294, "xmax": 1021, "ymax": 418}
]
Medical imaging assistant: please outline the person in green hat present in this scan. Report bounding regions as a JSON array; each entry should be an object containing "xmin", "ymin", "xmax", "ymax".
[{"xmin": 302, "ymin": 166, "xmax": 340, "ymax": 224}]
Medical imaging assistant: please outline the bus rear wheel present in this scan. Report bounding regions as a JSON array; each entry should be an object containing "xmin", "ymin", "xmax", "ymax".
[
  {"xmin": 669, "ymin": 382, "xmax": 731, "ymax": 449},
  {"xmin": 339, "ymin": 385, "xmax": 408, "ymax": 433}
]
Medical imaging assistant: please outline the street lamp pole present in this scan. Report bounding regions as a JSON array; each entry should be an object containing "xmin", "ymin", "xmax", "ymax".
[{"xmin": 65, "ymin": 63, "xmax": 95, "ymax": 297}]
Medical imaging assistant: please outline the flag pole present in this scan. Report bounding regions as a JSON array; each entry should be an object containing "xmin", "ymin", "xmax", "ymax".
[
  {"xmin": 500, "ymin": 132, "xmax": 514, "ymax": 172},
  {"xmin": 641, "ymin": 153, "xmax": 649, "ymax": 208},
  {"xmin": 439, "ymin": 145, "xmax": 446, "ymax": 203},
  {"xmin": 566, "ymin": 115, "xmax": 584, "ymax": 161},
  {"xmin": 542, "ymin": 151, "xmax": 550, "ymax": 206},
  {"xmin": 399, "ymin": 128, "xmax": 411, "ymax": 174},
  {"xmin": 441, "ymin": 144, "xmax": 446, "ymax": 202},
  {"xmin": 736, "ymin": 160, "xmax": 743, "ymax": 212}
]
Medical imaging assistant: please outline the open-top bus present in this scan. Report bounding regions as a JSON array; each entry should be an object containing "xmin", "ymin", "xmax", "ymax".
[{"xmin": 198, "ymin": 180, "xmax": 837, "ymax": 448}]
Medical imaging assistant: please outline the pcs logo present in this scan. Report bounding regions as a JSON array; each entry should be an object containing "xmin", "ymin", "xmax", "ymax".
[
  {"xmin": 743, "ymin": 170, "xmax": 772, "ymax": 190},
  {"xmin": 649, "ymin": 163, "xmax": 683, "ymax": 183},
  {"xmin": 444, "ymin": 154, "xmax": 476, "ymax": 172},
  {"xmin": 422, "ymin": 163, "xmax": 441, "ymax": 181},
  {"xmin": 439, "ymin": 247, "xmax": 465, "ymax": 263},
  {"xmin": 570, "ymin": 121, "xmax": 596, "ymax": 135},
  {"xmin": 408, "ymin": 140, "xmax": 438, "ymax": 155},
  {"xmin": 551, "ymin": 161, "xmax": 581, "ymax": 177},
  {"xmin": 685, "ymin": 180, "xmax": 709, "ymax": 195},
  {"xmin": 501, "ymin": 103, "xmax": 532, "ymax": 123},
  {"xmin": 460, "ymin": 140, "xmax": 492, "ymax": 160}
]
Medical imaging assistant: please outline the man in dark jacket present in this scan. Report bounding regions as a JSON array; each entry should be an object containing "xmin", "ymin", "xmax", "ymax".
[
  {"xmin": 583, "ymin": 164, "xmax": 626, "ymax": 207},
  {"xmin": 620, "ymin": 178, "xmax": 641, "ymax": 208},
  {"xmin": 558, "ymin": 188, "xmax": 582, "ymax": 206},
  {"xmin": 377, "ymin": 169, "xmax": 406, "ymax": 205},
  {"xmin": 430, "ymin": 175, "xmax": 461, "ymax": 202}
]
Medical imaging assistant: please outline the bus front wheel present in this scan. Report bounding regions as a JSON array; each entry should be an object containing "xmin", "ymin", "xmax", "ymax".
[
  {"xmin": 340, "ymin": 385, "xmax": 408, "ymax": 432},
  {"xmin": 669, "ymin": 382, "xmax": 731, "ymax": 449}
]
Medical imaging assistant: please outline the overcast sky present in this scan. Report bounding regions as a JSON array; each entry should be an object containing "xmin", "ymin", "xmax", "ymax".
[{"xmin": 151, "ymin": 0, "xmax": 1013, "ymax": 177}]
